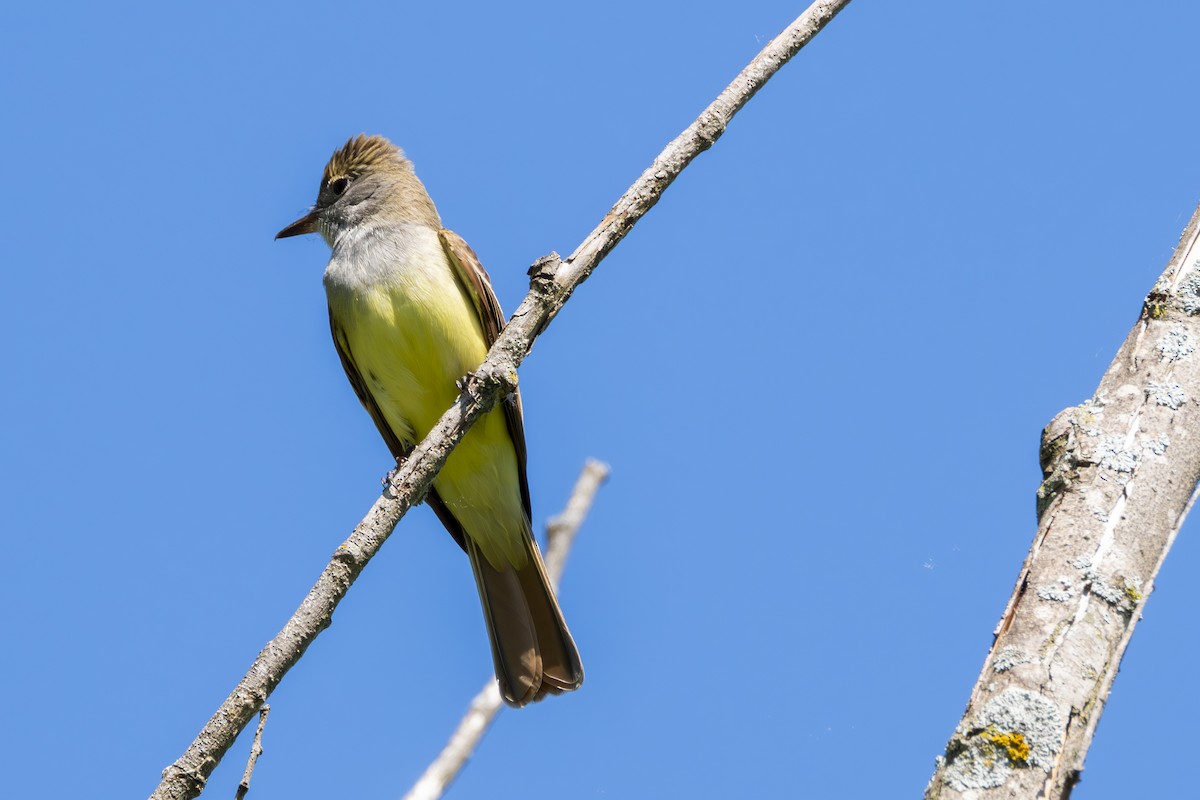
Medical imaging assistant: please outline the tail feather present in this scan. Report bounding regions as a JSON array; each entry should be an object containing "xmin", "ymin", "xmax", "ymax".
[{"xmin": 465, "ymin": 534, "xmax": 584, "ymax": 707}]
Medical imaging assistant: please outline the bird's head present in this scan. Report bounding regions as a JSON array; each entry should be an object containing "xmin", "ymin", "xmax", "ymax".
[{"xmin": 276, "ymin": 134, "xmax": 440, "ymax": 244}]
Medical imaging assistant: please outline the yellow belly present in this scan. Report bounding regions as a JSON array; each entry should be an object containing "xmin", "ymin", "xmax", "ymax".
[{"xmin": 328, "ymin": 257, "xmax": 528, "ymax": 571}]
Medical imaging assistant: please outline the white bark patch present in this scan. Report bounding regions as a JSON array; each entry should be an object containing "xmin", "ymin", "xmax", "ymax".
[
  {"xmin": 992, "ymin": 647, "xmax": 1032, "ymax": 673},
  {"xmin": 1156, "ymin": 324, "xmax": 1194, "ymax": 362},
  {"xmin": 1096, "ymin": 436, "xmax": 1139, "ymax": 483},
  {"xmin": 1146, "ymin": 381, "xmax": 1187, "ymax": 409},
  {"xmin": 940, "ymin": 689, "xmax": 1062, "ymax": 790},
  {"xmin": 1036, "ymin": 579, "xmax": 1074, "ymax": 601}
]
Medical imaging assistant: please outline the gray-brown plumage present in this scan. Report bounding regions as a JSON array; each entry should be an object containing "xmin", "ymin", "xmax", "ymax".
[{"xmin": 277, "ymin": 134, "xmax": 582, "ymax": 706}]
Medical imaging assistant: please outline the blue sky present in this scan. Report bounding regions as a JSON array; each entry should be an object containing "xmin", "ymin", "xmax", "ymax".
[{"xmin": 3, "ymin": 2, "xmax": 1198, "ymax": 798}]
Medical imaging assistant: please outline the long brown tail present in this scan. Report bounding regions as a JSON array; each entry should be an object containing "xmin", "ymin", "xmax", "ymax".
[{"xmin": 465, "ymin": 533, "xmax": 584, "ymax": 707}]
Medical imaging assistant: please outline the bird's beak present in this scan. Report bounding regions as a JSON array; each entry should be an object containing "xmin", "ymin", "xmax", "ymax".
[{"xmin": 276, "ymin": 209, "xmax": 320, "ymax": 239}]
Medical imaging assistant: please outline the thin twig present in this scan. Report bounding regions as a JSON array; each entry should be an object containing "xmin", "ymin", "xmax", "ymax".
[
  {"xmin": 542, "ymin": 459, "xmax": 609, "ymax": 586},
  {"xmin": 234, "ymin": 705, "xmax": 269, "ymax": 800},
  {"xmin": 149, "ymin": 5, "xmax": 851, "ymax": 798},
  {"xmin": 403, "ymin": 460, "xmax": 610, "ymax": 800}
]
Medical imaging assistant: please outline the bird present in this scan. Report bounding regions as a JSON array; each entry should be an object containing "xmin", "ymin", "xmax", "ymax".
[{"xmin": 276, "ymin": 134, "xmax": 582, "ymax": 706}]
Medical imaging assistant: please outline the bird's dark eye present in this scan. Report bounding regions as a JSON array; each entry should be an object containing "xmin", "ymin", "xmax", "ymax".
[{"xmin": 329, "ymin": 176, "xmax": 350, "ymax": 196}]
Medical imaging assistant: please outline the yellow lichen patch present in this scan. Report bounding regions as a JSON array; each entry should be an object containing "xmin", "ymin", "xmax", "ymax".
[
  {"xmin": 984, "ymin": 728, "xmax": 1031, "ymax": 764},
  {"xmin": 1125, "ymin": 585, "xmax": 1143, "ymax": 602}
]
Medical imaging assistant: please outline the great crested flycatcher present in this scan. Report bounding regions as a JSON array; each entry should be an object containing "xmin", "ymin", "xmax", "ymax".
[{"xmin": 277, "ymin": 134, "xmax": 582, "ymax": 706}]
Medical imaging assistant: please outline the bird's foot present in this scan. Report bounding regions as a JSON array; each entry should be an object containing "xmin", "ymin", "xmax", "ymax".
[
  {"xmin": 455, "ymin": 371, "xmax": 478, "ymax": 395},
  {"xmin": 382, "ymin": 457, "xmax": 407, "ymax": 495}
]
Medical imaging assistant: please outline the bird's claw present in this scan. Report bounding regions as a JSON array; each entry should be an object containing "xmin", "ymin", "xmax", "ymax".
[
  {"xmin": 455, "ymin": 371, "xmax": 478, "ymax": 395},
  {"xmin": 382, "ymin": 457, "xmax": 408, "ymax": 494}
]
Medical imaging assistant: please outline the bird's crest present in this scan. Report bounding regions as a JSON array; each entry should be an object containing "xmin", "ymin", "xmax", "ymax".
[{"xmin": 324, "ymin": 134, "xmax": 406, "ymax": 182}]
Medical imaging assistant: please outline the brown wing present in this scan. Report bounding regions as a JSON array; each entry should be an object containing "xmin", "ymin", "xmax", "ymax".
[{"xmin": 438, "ymin": 229, "xmax": 532, "ymax": 520}]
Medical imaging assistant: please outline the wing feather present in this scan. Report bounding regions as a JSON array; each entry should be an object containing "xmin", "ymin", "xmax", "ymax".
[{"xmin": 438, "ymin": 229, "xmax": 532, "ymax": 520}]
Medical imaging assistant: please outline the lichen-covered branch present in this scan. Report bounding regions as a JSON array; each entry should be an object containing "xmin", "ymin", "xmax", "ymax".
[
  {"xmin": 926, "ymin": 205, "xmax": 1200, "ymax": 799},
  {"xmin": 148, "ymin": 4, "xmax": 852, "ymax": 798},
  {"xmin": 403, "ymin": 460, "xmax": 609, "ymax": 800}
]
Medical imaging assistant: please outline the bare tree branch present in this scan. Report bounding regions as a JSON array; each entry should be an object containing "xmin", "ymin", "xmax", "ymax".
[
  {"xmin": 925, "ymin": 205, "xmax": 1200, "ymax": 799},
  {"xmin": 234, "ymin": 705, "xmax": 268, "ymax": 800},
  {"xmin": 149, "ymin": 4, "xmax": 852, "ymax": 798},
  {"xmin": 403, "ymin": 460, "xmax": 610, "ymax": 800},
  {"xmin": 542, "ymin": 459, "xmax": 610, "ymax": 586}
]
